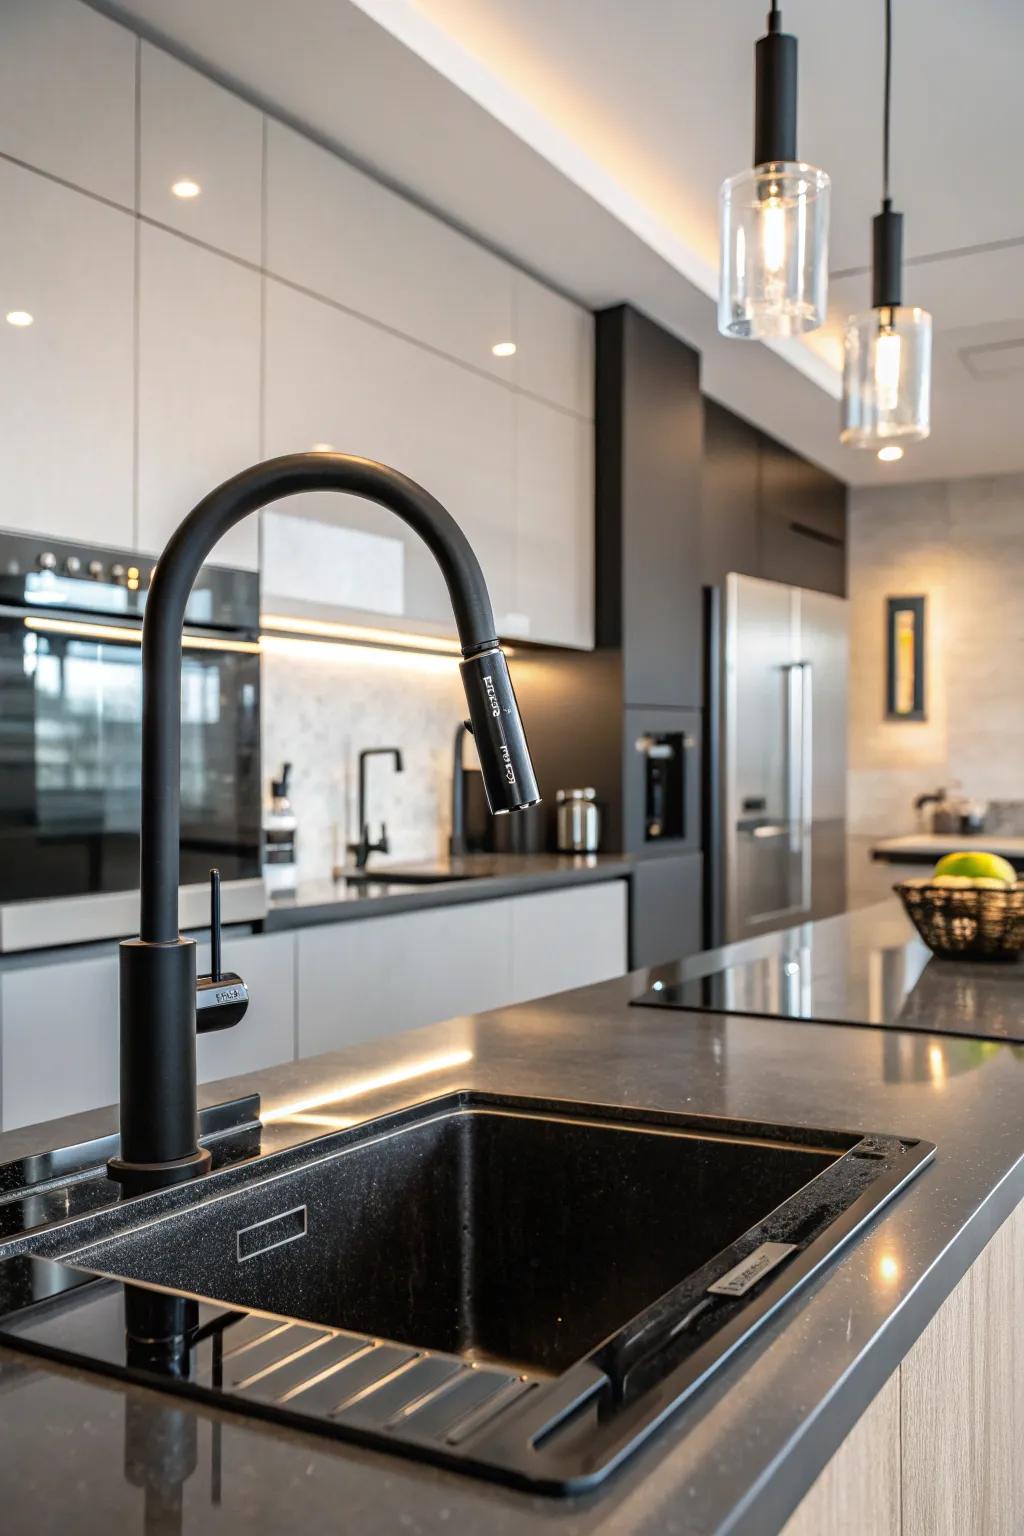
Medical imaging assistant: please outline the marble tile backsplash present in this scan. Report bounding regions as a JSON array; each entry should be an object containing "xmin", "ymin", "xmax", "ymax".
[
  {"xmin": 848, "ymin": 470, "xmax": 1024, "ymax": 835},
  {"xmin": 261, "ymin": 638, "xmax": 467, "ymax": 881}
]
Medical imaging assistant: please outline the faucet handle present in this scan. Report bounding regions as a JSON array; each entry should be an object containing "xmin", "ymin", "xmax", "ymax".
[{"xmin": 196, "ymin": 867, "xmax": 249, "ymax": 1034}]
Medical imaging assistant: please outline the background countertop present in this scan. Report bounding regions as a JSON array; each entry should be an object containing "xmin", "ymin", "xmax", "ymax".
[
  {"xmin": 263, "ymin": 852, "xmax": 633, "ymax": 931},
  {"xmin": 872, "ymin": 832, "xmax": 1024, "ymax": 864}
]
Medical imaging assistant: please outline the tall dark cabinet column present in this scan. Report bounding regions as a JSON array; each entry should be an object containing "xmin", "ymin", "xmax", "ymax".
[{"xmin": 512, "ymin": 305, "xmax": 706, "ymax": 968}]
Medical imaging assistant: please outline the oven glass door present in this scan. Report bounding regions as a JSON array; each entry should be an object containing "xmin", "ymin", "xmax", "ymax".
[{"xmin": 0, "ymin": 617, "xmax": 261, "ymax": 902}]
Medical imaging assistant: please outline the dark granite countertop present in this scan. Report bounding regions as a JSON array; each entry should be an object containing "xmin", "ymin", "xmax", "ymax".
[
  {"xmin": 262, "ymin": 853, "xmax": 633, "ymax": 931},
  {"xmin": 1, "ymin": 898, "xmax": 1022, "ymax": 1534}
]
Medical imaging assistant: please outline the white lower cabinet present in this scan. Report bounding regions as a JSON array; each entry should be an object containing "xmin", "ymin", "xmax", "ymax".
[
  {"xmin": 0, "ymin": 881, "xmax": 629, "ymax": 1131},
  {"xmin": 195, "ymin": 931, "xmax": 296, "ymax": 1084},
  {"xmin": 1, "ymin": 953, "xmax": 119, "ymax": 1131},
  {"xmin": 508, "ymin": 882, "xmax": 628, "ymax": 1003},
  {"xmin": 296, "ymin": 900, "xmax": 515, "ymax": 1059},
  {"xmin": 296, "ymin": 881, "xmax": 628, "ymax": 1058}
]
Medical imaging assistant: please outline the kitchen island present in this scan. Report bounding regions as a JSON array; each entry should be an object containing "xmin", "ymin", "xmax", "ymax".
[{"xmin": 0, "ymin": 898, "xmax": 1021, "ymax": 1535}]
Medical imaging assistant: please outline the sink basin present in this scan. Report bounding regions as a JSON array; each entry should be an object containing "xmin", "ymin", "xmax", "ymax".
[{"xmin": 0, "ymin": 1093, "xmax": 934, "ymax": 1493}]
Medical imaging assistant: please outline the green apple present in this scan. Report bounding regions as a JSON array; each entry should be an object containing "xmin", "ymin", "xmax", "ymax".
[{"xmin": 932, "ymin": 851, "xmax": 1017, "ymax": 886}]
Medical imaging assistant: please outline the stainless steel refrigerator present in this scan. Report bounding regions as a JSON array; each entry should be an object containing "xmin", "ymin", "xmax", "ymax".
[{"xmin": 711, "ymin": 573, "xmax": 848, "ymax": 944}]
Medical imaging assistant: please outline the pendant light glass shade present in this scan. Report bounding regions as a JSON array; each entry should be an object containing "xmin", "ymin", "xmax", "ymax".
[
  {"xmin": 719, "ymin": 161, "xmax": 830, "ymax": 339},
  {"xmin": 840, "ymin": 0, "xmax": 932, "ymax": 450},
  {"xmin": 841, "ymin": 304, "xmax": 932, "ymax": 446}
]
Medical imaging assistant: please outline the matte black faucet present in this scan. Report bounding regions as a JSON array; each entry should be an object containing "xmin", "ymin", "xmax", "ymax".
[
  {"xmin": 349, "ymin": 746, "xmax": 404, "ymax": 869},
  {"xmin": 108, "ymin": 453, "xmax": 540, "ymax": 1195}
]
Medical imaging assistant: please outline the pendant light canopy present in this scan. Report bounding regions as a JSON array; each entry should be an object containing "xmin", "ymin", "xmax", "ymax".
[
  {"xmin": 719, "ymin": 3, "xmax": 830, "ymax": 340},
  {"xmin": 841, "ymin": 0, "xmax": 931, "ymax": 447}
]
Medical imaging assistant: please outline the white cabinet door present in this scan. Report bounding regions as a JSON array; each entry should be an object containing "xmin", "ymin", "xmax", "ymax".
[
  {"xmin": 196, "ymin": 931, "xmax": 296, "ymax": 1084},
  {"xmin": 1, "ymin": 953, "xmax": 119, "ymax": 1131},
  {"xmin": 137, "ymin": 225, "xmax": 260, "ymax": 569},
  {"xmin": 296, "ymin": 901, "xmax": 514, "ymax": 1058},
  {"xmin": 0, "ymin": 163, "xmax": 134, "ymax": 545},
  {"xmin": 0, "ymin": 0, "xmax": 135, "ymax": 206},
  {"xmin": 265, "ymin": 123, "xmax": 515, "ymax": 382},
  {"xmin": 139, "ymin": 44, "xmax": 263, "ymax": 265},
  {"xmin": 514, "ymin": 271, "xmax": 593, "ymax": 418},
  {"xmin": 509, "ymin": 883, "xmax": 628, "ymax": 1004},
  {"xmin": 263, "ymin": 280, "xmax": 516, "ymax": 628},
  {"xmin": 514, "ymin": 397, "xmax": 594, "ymax": 647}
]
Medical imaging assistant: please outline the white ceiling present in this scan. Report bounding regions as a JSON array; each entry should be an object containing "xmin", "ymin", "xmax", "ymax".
[{"xmin": 96, "ymin": 0, "xmax": 1024, "ymax": 488}]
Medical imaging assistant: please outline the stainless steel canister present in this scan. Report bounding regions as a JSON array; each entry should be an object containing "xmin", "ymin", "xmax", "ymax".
[{"xmin": 555, "ymin": 788, "xmax": 600, "ymax": 853}]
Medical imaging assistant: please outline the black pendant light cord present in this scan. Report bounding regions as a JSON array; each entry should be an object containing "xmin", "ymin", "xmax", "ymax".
[
  {"xmin": 872, "ymin": 0, "xmax": 902, "ymax": 310},
  {"xmin": 882, "ymin": 0, "xmax": 892, "ymax": 205}
]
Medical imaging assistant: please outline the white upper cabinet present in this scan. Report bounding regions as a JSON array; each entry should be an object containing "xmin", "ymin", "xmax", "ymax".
[
  {"xmin": 137, "ymin": 225, "xmax": 260, "ymax": 569},
  {"xmin": 0, "ymin": 0, "xmax": 135, "ymax": 206},
  {"xmin": 265, "ymin": 123, "xmax": 516, "ymax": 383},
  {"xmin": 139, "ymin": 44, "xmax": 263, "ymax": 265},
  {"xmin": 263, "ymin": 279, "xmax": 516, "ymax": 628},
  {"xmin": 515, "ymin": 396, "xmax": 594, "ymax": 648},
  {"xmin": 0, "ymin": 162, "xmax": 134, "ymax": 546},
  {"xmin": 514, "ymin": 271, "xmax": 594, "ymax": 419}
]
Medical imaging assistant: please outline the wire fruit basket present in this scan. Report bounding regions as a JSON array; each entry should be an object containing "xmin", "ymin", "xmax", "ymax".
[{"xmin": 895, "ymin": 881, "xmax": 1024, "ymax": 962}]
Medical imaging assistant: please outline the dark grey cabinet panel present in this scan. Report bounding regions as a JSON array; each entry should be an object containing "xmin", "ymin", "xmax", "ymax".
[
  {"xmin": 759, "ymin": 433, "xmax": 847, "ymax": 597},
  {"xmin": 597, "ymin": 307, "xmax": 703, "ymax": 710},
  {"xmin": 702, "ymin": 400, "xmax": 847, "ymax": 599},
  {"xmin": 702, "ymin": 399, "xmax": 761, "ymax": 588},
  {"xmin": 629, "ymin": 852, "xmax": 704, "ymax": 969}
]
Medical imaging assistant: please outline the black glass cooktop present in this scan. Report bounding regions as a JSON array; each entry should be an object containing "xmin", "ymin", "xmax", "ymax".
[{"xmin": 633, "ymin": 941, "xmax": 1024, "ymax": 1044}]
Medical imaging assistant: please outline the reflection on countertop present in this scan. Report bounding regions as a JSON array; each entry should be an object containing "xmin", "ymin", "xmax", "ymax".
[
  {"xmin": 263, "ymin": 852, "xmax": 633, "ymax": 931},
  {"xmin": 637, "ymin": 897, "xmax": 1024, "ymax": 1042}
]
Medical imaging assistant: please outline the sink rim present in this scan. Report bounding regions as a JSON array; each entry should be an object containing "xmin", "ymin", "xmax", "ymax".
[{"xmin": 1, "ymin": 1090, "xmax": 936, "ymax": 1495}]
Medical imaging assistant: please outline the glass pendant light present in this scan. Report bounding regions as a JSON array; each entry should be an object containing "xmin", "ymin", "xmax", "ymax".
[
  {"xmin": 841, "ymin": 0, "xmax": 931, "ymax": 447},
  {"xmin": 719, "ymin": 3, "xmax": 830, "ymax": 340}
]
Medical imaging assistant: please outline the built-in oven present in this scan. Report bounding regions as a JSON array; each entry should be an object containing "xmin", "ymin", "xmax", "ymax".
[{"xmin": 0, "ymin": 531, "xmax": 264, "ymax": 951}]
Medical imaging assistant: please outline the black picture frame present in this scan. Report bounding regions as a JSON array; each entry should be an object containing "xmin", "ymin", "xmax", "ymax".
[{"xmin": 885, "ymin": 595, "xmax": 926, "ymax": 721}]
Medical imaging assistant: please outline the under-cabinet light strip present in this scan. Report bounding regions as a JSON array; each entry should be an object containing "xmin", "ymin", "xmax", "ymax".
[
  {"xmin": 259, "ymin": 612, "xmax": 464, "ymax": 657},
  {"xmin": 23, "ymin": 616, "xmax": 261, "ymax": 654}
]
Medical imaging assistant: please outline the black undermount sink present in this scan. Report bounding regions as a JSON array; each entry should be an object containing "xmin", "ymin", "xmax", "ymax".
[{"xmin": 0, "ymin": 1093, "xmax": 933, "ymax": 1493}]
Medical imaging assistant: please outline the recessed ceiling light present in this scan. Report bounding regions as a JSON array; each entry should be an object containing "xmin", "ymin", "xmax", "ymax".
[
  {"xmin": 491, "ymin": 341, "xmax": 516, "ymax": 358},
  {"xmin": 171, "ymin": 178, "xmax": 201, "ymax": 199},
  {"xmin": 5, "ymin": 310, "xmax": 33, "ymax": 327},
  {"xmin": 310, "ymin": 442, "xmax": 334, "ymax": 452},
  {"xmin": 877, "ymin": 445, "xmax": 904, "ymax": 463}
]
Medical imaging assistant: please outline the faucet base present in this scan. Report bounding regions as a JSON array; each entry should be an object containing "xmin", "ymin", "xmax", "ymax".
[{"xmin": 108, "ymin": 1147, "xmax": 212, "ymax": 1197}]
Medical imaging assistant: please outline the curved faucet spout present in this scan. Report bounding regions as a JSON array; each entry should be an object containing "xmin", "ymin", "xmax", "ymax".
[{"xmin": 114, "ymin": 452, "xmax": 540, "ymax": 1193}]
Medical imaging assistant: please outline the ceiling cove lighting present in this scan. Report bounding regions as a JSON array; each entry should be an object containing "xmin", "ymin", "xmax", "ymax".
[
  {"xmin": 718, "ymin": 2, "xmax": 830, "ymax": 340},
  {"xmin": 171, "ymin": 178, "xmax": 201, "ymax": 199},
  {"xmin": 841, "ymin": 0, "xmax": 931, "ymax": 448},
  {"xmin": 491, "ymin": 341, "xmax": 517, "ymax": 357},
  {"xmin": 5, "ymin": 310, "xmax": 33, "ymax": 327}
]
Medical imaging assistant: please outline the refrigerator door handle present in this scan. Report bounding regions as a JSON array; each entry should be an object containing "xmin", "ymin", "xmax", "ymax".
[
  {"xmin": 800, "ymin": 661, "xmax": 813, "ymax": 909},
  {"xmin": 783, "ymin": 661, "xmax": 814, "ymax": 908}
]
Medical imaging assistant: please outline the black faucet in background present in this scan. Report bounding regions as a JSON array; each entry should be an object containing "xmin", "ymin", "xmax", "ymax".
[
  {"xmin": 349, "ymin": 746, "xmax": 404, "ymax": 869},
  {"xmin": 449, "ymin": 721, "xmax": 469, "ymax": 857},
  {"xmin": 108, "ymin": 452, "xmax": 539, "ymax": 1196}
]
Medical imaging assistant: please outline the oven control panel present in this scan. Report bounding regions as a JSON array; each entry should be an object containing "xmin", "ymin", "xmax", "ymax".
[{"xmin": 0, "ymin": 530, "xmax": 259, "ymax": 631}]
